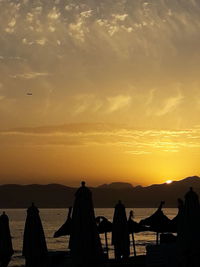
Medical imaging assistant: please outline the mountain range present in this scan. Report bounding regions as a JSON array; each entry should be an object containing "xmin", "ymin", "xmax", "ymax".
[{"xmin": 0, "ymin": 176, "xmax": 200, "ymax": 208}]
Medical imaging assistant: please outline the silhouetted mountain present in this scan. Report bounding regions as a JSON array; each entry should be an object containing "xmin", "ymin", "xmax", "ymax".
[
  {"xmin": 0, "ymin": 176, "xmax": 200, "ymax": 208},
  {"xmin": 98, "ymin": 182, "xmax": 133, "ymax": 189}
]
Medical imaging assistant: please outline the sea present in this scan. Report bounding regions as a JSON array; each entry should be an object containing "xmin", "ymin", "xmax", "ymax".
[{"xmin": 5, "ymin": 208, "xmax": 178, "ymax": 267}]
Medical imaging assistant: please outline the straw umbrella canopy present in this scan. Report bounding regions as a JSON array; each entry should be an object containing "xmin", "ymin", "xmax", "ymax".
[
  {"xmin": 177, "ymin": 187, "xmax": 200, "ymax": 267},
  {"xmin": 96, "ymin": 216, "xmax": 112, "ymax": 234},
  {"xmin": 140, "ymin": 201, "xmax": 171, "ymax": 244},
  {"xmin": 0, "ymin": 212, "xmax": 14, "ymax": 267},
  {"xmin": 23, "ymin": 203, "xmax": 48, "ymax": 267},
  {"xmin": 69, "ymin": 181, "xmax": 103, "ymax": 266},
  {"xmin": 112, "ymin": 200, "xmax": 130, "ymax": 260},
  {"xmin": 140, "ymin": 201, "xmax": 171, "ymax": 232},
  {"xmin": 54, "ymin": 206, "xmax": 72, "ymax": 238},
  {"xmin": 128, "ymin": 210, "xmax": 148, "ymax": 234}
]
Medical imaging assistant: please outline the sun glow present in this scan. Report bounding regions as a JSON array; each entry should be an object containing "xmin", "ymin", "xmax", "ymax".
[{"xmin": 166, "ymin": 180, "xmax": 173, "ymax": 184}]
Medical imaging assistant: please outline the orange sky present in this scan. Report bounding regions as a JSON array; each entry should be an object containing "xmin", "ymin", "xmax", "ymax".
[{"xmin": 0, "ymin": 0, "xmax": 200, "ymax": 186}]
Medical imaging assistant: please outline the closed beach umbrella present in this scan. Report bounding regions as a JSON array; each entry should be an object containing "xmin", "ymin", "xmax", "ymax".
[
  {"xmin": 177, "ymin": 188, "xmax": 200, "ymax": 267},
  {"xmin": 0, "ymin": 212, "xmax": 14, "ymax": 267},
  {"xmin": 23, "ymin": 203, "xmax": 48, "ymax": 267},
  {"xmin": 70, "ymin": 181, "xmax": 103, "ymax": 266},
  {"xmin": 112, "ymin": 200, "xmax": 130, "ymax": 260},
  {"xmin": 54, "ymin": 206, "xmax": 72, "ymax": 238}
]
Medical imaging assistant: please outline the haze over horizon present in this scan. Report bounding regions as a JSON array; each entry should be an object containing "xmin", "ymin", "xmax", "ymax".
[
  {"xmin": 1, "ymin": 0, "xmax": 200, "ymax": 186},
  {"xmin": 0, "ymin": 175, "xmax": 198, "ymax": 188}
]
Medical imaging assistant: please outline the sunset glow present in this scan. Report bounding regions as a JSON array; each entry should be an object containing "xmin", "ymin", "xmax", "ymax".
[
  {"xmin": 166, "ymin": 180, "xmax": 173, "ymax": 184},
  {"xmin": 0, "ymin": 0, "xmax": 200, "ymax": 186}
]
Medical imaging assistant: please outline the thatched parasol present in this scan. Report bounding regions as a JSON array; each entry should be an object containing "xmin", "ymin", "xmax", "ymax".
[
  {"xmin": 54, "ymin": 206, "xmax": 72, "ymax": 238},
  {"xmin": 128, "ymin": 210, "xmax": 149, "ymax": 257},
  {"xmin": 96, "ymin": 216, "xmax": 112, "ymax": 258},
  {"xmin": 140, "ymin": 201, "xmax": 172, "ymax": 244}
]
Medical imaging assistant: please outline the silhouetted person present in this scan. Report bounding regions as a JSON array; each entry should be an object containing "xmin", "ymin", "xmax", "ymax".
[
  {"xmin": 70, "ymin": 181, "xmax": 103, "ymax": 266},
  {"xmin": 177, "ymin": 188, "xmax": 200, "ymax": 267},
  {"xmin": 0, "ymin": 212, "xmax": 13, "ymax": 267},
  {"xmin": 23, "ymin": 203, "xmax": 48, "ymax": 267},
  {"xmin": 112, "ymin": 200, "xmax": 130, "ymax": 260}
]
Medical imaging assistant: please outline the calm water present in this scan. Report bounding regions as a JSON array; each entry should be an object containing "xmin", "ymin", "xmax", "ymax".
[{"xmin": 5, "ymin": 208, "xmax": 177, "ymax": 267}]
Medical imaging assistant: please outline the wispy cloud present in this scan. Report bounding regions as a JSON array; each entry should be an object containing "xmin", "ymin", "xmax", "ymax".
[
  {"xmin": 10, "ymin": 72, "xmax": 50, "ymax": 79},
  {"xmin": 73, "ymin": 94, "xmax": 131, "ymax": 115},
  {"xmin": 1, "ymin": 123, "xmax": 200, "ymax": 154},
  {"xmin": 0, "ymin": 0, "xmax": 200, "ymax": 131},
  {"xmin": 106, "ymin": 95, "xmax": 131, "ymax": 113},
  {"xmin": 156, "ymin": 92, "xmax": 184, "ymax": 116}
]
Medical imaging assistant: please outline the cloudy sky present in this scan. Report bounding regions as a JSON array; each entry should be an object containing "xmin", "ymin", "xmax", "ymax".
[{"xmin": 1, "ymin": 0, "xmax": 200, "ymax": 186}]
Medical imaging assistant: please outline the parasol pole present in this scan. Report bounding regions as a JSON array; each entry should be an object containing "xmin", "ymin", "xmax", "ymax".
[
  {"xmin": 156, "ymin": 232, "xmax": 159, "ymax": 245},
  {"xmin": 131, "ymin": 232, "xmax": 137, "ymax": 257},
  {"xmin": 104, "ymin": 231, "xmax": 109, "ymax": 259}
]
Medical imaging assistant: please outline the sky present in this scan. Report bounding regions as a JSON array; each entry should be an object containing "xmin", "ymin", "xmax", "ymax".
[{"xmin": 0, "ymin": 0, "xmax": 200, "ymax": 186}]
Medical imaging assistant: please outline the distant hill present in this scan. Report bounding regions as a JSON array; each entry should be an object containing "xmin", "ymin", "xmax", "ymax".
[
  {"xmin": 98, "ymin": 182, "xmax": 133, "ymax": 189},
  {"xmin": 0, "ymin": 176, "xmax": 200, "ymax": 208}
]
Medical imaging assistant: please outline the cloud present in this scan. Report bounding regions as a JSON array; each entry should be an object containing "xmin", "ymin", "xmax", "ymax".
[
  {"xmin": 0, "ymin": 0, "xmax": 200, "ymax": 131},
  {"xmin": 68, "ymin": 22, "xmax": 85, "ymax": 42},
  {"xmin": 156, "ymin": 92, "xmax": 184, "ymax": 116},
  {"xmin": 11, "ymin": 72, "xmax": 50, "ymax": 79},
  {"xmin": 8, "ymin": 18, "xmax": 16, "ymax": 28},
  {"xmin": 80, "ymin": 10, "xmax": 93, "ymax": 18},
  {"xmin": 72, "ymin": 94, "xmax": 131, "ymax": 115},
  {"xmin": 126, "ymin": 150, "xmax": 151, "ymax": 155},
  {"xmin": 112, "ymin": 14, "xmax": 128, "ymax": 22},
  {"xmin": 48, "ymin": 7, "xmax": 61, "ymax": 20},
  {"xmin": 106, "ymin": 95, "xmax": 131, "ymax": 113},
  {"xmin": 1, "ymin": 123, "xmax": 200, "ymax": 154},
  {"xmin": 36, "ymin": 38, "xmax": 47, "ymax": 46},
  {"xmin": 73, "ymin": 94, "xmax": 103, "ymax": 114}
]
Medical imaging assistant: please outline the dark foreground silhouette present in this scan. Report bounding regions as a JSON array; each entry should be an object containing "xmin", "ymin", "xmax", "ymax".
[
  {"xmin": 23, "ymin": 203, "xmax": 48, "ymax": 267},
  {"xmin": 1, "ymin": 184, "xmax": 200, "ymax": 266},
  {"xmin": 69, "ymin": 181, "xmax": 104, "ymax": 266},
  {"xmin": 0, "ymin": 212, "xmax": 13, "ymax": 267},
  {"xmin": 54, "ymin": 206, "xmax": 72, "ymax": 239},
  {"xmin": 177, "ymin": 188, "xmax": 200, "ymax": 267},
  {"xmin": 112, "ymin": 200, "xmax": 130, "ymax": 260}
]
